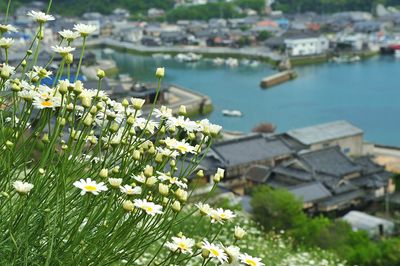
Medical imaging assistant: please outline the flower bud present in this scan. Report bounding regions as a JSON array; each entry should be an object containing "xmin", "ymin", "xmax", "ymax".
[
  {"xmin": 179, "ymin": 105, "xmax": 187, "ymax": 116},
  {"xmin": 74, "ymin": 81, "xmax": 83, "ymax": 95},
  {"xmin": 109, "ymin": 122, "xmax": 119, "ymax": 133},
  {"xmin": 234, "ymin": 226, "xmax": 246, "ymax": 240},
  {"xmin": 155, "ymin": 67, "xmax": 165, "ymax": 78},
  {"xmin": 81, "ymin": 96, "xmax": 92, "ymax": 108},
  {"xmin": 131, "ymin": 98, "xmax": 145, "ymax": 110},
  {"xmin": 126, "ymin": 115, "xmax": 135, "ymax": 125},
  {"xmin": 144, "ymin": 165, "xmax": 153, "ymax": 177},
  {"xmin": 175, "ymin": 188, "xmax": 188, "ymax": 202},
  {"xmin": 158, "ymin": 183, "xmax": 169, "ymax": 196},
  {"xmin": 122, "ymin": 98, "xmax": 129, "ymax": 107},
  {"xmin": 112, "ymin": 166, "xmax": 120, "ymax": 174},
  {"xmin": 155, "ymin": 153, "xmax": 163, "ymax": 163},
  {"xmin": 123, "ymin": 200, "xmax": 134, "ymax": 212},
  {"xmin": 90, "ymin": 106, "xmax": 97, "ymax": 115},
  {"xmin": 146, "ymin": 176, "xmax": 157, "ymax": 187},
  {"xmin": 196, "ymin": 170, "xmax": 204, "ymax": 178},
  {"xmin": 133, "ymin": 150, "xmax": 141, "ymax": 160},
  {"xmin": 172, "ymin": 200, "xmax": 181, "ymax": 212},
  {"xmin": 97, "ymin": 69, "xmax": 106, "ymax": 79},
  {"xmin": 83, "ymin": 115, "xmax": 93, "ymax": 127},
  {"xmin": 99, "ymin": 169, "xmax": 108, "ymax": 179},
  {"xmin": 65, "ymin": 53, "xmax": 74, "ymax": 64}
]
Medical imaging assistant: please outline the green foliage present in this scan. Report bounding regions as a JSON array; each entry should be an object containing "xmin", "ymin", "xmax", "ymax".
[
  {"xmin": 235, "ymin": 0, "xmax": 265, "ymax": 13},
  {"xmin": 257, "ymin": 30, "xmax": 273, "ymax": 41},
  {"xmin": 166, "ymin": 2, "xmax": 242, "ymax": 22},
  {"xmin": 251, "ymin": 185, "xmax": 306, "ymax": 231},
  {"xmin": 5, "ymin": 0, "xmax": 175, "ymax": 16},
  {"xmin": 273, "ymin": 0, "xmax": 400, "ymax": 13}
]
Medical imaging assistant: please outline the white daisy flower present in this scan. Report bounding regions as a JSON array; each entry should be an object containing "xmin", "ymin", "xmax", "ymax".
[
  {"xmin": 0, "ymin": 37, "xmax": 14, "ymax": 49},
  {"xmin": 0, "ymin": 63, "xmax": 15, "ymax": 78},
  {"xmin": 202, "ymin": 240, "xmax": 228, "ymax": 264},
  {"xmin": 51, "ymin": 45, "xmax": 76, "ymax": 55},
  {"xmin": 108, "ymin": 178, "xmax": 122, "ymax": 188},
  {"xmin": 167, "ymin": 116, "xmax": 200, "ymax": 132},
  {"xmin": 195, "ymin": 202, "xmax": 213, "ymax": 216},
  {"xmin": 32, "ymin": 96, "xmax": 62, "ymax": 110},
  {"xmin": 154, "ymin": 105, "xmax": 173, "ymax": 119},
  {"xmin": 165, "ymin": 235, "xmax": 195, "ymax": 254},
  {"xmin": 239, "ymin": 254, "xmax": 264, "ymax": 266},
  {"xmin": 0, "ymin": 24, "xmax": 18, "ymax": 33},
  {"xmin": 157, "ymin": 172, "xmax": 187, "ymax": 189},
  {"xmin": 156, "ymin": 147, "xmax": 179, "ymax": 159},
  {"xmin": 27, "ymin": 10, "xmax": 55, "ymax": 23},
  {"xmin": 59, "ymin": 29, "xmax": 80, "ymax": 41},
  {"xmin": 120, "ymin": 185, "xmax": 142, "ymax": 195},
  {"xmin": 222, "ymin": 245, "xmax": 240, "ymax": 265},
  {"xmin": 13, "ymin": 180, "xmax": 34, "ymax": 195},
  {"xmin": 209, "ymin": 208, "xmax": 236, "ymax": 224},
  {"xmin": 164, "ymin": 137, "xmax": 196, "ymax": 155},
  {"xmin": 134, "ymin": 117, "xmax": 158, "ymax": 134},
  {"xmin": 73, "ymin": 178, "xmax": 108, "ymax": 195},
  {"xmin": 73, "ymin": 24, "xmax": 97, "ymax": 37},
  {"xmin": 133, "ymin": 199, "xmax": 163, "ymax": 216},
  {"xmin": 132, "ymin": 174, "xmax": 146, "ymax": 184}
]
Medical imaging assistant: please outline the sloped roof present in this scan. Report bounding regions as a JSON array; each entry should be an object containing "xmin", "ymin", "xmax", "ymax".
[
  {"xmin": 244, "ymin": 165, "xmax": 271, "ymax": 183},
  {"xmin": 342, "ymin": 211, "xmax": 394, "ymax": 232},
  {"xmin": 287, "ymin": 120, "xmax": 363, "ymax": 145},
  {"xmin": 354, "ymin": 156, "xmax": 384, "ymax": 175},
  {"xmin": 299, "ymin": 146, "xmax": 362, "ymax": 177},
  {"xmin": 273, "ymin": 165, "xmax": 314, "ymax": 182},
  {"xmin": 319, "ymin": 190, "xmax": 365, "ymax": 208},
  {"xmin": 288, "ymin": 182, "xmax": 332, "ymax": 203},
  {"xmin": 212, "ymin": 134, "xmax": 292, "ymax": 167}
]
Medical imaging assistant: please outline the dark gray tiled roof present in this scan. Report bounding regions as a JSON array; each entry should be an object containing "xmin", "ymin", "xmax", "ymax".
[
  {"xmin": 288, "ymin": 182, "xmax": 332, "ymax": 203},
  {"xmin": 318, "ymin": 190, "xmax": 365, "ymax": 208},
  {"xmin": 244, "ymin": 165, "xmax": 271, "ymax": 183},
  {"xmin": 354, "ymin": 156, "xmax": 384, "ymax": 175},
  {"xmin": 273, "ymin": 165, "xmax": 314, "ymax": 182},
  {"xmin": 212, "ymin": 134, "xmax": 292, "ymax": 167},
  {"xmin": 299, "ymin": 146, "xmax": 362, "ymax": 177}
]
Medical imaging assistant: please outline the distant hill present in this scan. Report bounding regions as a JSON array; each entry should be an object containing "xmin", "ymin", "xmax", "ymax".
[
  {"xmin": 2, "ymin": 0, "xmax": 175, "ymax": 16},
  {"xmin": 273, "ymin": 0, "xmax": 400, "ymax": 13}
]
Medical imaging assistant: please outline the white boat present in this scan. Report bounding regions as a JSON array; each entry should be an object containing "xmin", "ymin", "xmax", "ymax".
[
  {"xmin": 153, "ymin": 53, "xmax": 172, "ymax": 60},
  {"xmin": 213, "ymin": 57, "xmax": 225, "ymax": 65},
  {"xmin": 103, "ymin": 48, "xmax": 115, "ymax": 55},
  {"xmin": 175, "ymin": 53, "xmax": 202, "ymax": 62},
  {"xmin": 249, "ymin": 61, "xmax": 260, "ymax": 67},
  {"xmin": 241, "ymin": 59, "xmax": 250, "ymax": 65},
  {"xmin": 332, "ymin": 55, "xmax": 360, "ymax": 63},
  {"xmin": 225, "ymin": 57, "xmax": 239, "ymax": 67},
  {"xmin": 222, "ymin": 109, "xmax": 243, "ymax": 117},
  {"xmin": 395, "ymin": 50, "xmax": 400, "ymax": 58}
]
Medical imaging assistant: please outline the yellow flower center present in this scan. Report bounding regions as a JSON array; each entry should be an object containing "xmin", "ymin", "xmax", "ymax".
[
  {"xmin": 41, "ymin": 101, "xmax": 53, "ymax": 107},
  {"xmin": 145, "ymin": 206, "xmax": 153, "ymax": 212},
  {"xmin": 210, "ymin": 248, "xmax": 220, "ymax": 257},
  {"xmin": 245, "ymin": 259, "xmax": 257, "ymax": 266},
  {"xmin": 177, "ymin": 145, "xmax": 188, "ymax": 152},
  {"xmin": 84, "ymin": 185, "xmax": 97, "ymax": 191},
  {"xmin": 178, "ymin": 242, "xmax": 188, "ymax": 250}
]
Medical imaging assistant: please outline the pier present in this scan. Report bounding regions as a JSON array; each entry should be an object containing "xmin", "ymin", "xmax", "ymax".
[{"xmin": 260, "ymin": 70, "xmax": 297, "ymax": 88}]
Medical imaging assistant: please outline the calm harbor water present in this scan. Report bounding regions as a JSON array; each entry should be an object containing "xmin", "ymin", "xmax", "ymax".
[{"xmin": 99, "ymin": 51, "xmax": 400, "ymax": 146}]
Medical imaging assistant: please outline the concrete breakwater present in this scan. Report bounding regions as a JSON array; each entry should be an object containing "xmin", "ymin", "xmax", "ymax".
[
  {"xmin": 86, "ymin": 38, "xmax": 281, "ymax": 63},
  {"xmin": 260, "ymin": 70, "xmax": 297, "ymax": 88}
]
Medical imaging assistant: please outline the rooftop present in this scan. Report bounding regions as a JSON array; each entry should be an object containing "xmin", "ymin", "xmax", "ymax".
[
  {"xmin": 287, "ymin": 120, "xmax": 363, "ymax": 145},
  {"xmin": 288, "ymin": 182, "xmax": 332, "ymax": 203}
]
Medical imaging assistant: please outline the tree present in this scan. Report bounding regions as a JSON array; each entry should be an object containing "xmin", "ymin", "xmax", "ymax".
[
  {"xmin": 257, "ymin": 31, "xmax": 273, "ymax": 42},
  {"xmin": 250, "ymin": 186, "xmax": 306, "ymax": 231}
]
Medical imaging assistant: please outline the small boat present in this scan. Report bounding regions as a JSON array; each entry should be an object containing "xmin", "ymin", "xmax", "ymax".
[
  {"xmin": 103, "ymin": 48, "xmax": 115, "ymax": 55},
  {"xmin": 241, "ymin": 59, "xmax": 250, "ymax": 65},
  {"xmin": 395, "ymin": 50, "xmax": 400, "ymax": 58},
  {"xmin": 249, "ymin": 61, "xmax": 260, "ymax": 67},
  {"xmin": 225, "ymin": 57, "xmax": 239, "ymax": 67},
  {"xmin": 153, "ymin": 53, "xmax": 172, "ymax": 60},
  {"xmin": 213, "ymin": 57, "xmax": 224, "ymax": 65},
  {"xmin": 222, "ymin": 109, "xmax": 243, "ymax": 117},
  {"xmin": 175, "ymin": 53, "xmax": 202, "ymax": 62},
  {"xmin": 332, "ymin": 55, "xmax": 360, "ymax": 63}
]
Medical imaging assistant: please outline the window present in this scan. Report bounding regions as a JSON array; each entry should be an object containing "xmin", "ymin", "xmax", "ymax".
[{"xmin": 343, "ymin": 148, "xmax": 350, "ymax": 154}]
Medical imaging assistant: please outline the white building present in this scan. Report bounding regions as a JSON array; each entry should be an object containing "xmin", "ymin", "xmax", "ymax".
[
  {"xmin": 342, "ymin": 211, "xmax": 395, "ymax": 237},
  {"xmin": 284, "ymin": 35, "xmax": 329, "ymax": 56}
]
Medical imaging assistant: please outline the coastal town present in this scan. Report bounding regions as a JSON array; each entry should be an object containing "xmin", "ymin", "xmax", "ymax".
[
  {"xmin": 2, "ymin": 0, "xmax": 400, "ymax": 231},
  {"xmin": 1, "ymin": 0, "xmax": 400, "ymax": 265}
]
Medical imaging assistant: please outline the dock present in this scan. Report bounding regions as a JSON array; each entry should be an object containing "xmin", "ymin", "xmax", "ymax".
[{"xmin": 260, "ymin": 70, "xmax": 297, "ymax": 88}]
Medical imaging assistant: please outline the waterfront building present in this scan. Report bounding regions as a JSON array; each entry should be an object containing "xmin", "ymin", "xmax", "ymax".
[
  {"xmin": 284, "ymin": 33, "xmax": 329, "ymax": 56},
  {"xmin": 284, "ymin": 120, "xmax": 364, "ymax": 156}
]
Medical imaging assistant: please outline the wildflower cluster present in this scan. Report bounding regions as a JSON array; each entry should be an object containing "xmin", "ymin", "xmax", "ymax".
[{"xmin": 0, "ymin": 3, "xmax": 262, "ymax": 265}]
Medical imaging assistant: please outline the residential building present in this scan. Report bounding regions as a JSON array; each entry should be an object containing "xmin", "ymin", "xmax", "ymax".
[{"xmin": 284, "ymin": 34, "xmax": 329, "ymax": 56}]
